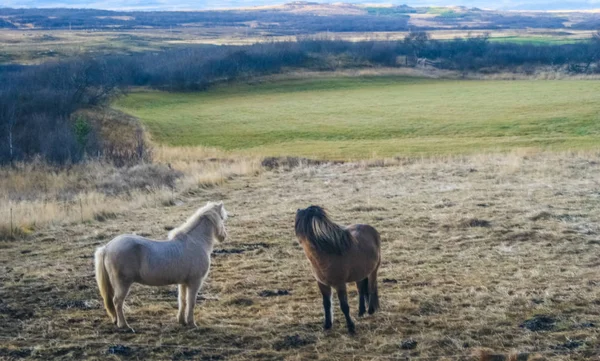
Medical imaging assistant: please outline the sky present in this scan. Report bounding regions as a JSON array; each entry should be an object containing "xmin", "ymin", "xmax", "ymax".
[{"xmin": 3, "ymin": 0, "xmax": 600, "ymax": 11}]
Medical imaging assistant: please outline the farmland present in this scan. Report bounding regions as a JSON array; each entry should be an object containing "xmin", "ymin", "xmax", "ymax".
[{"xmin": 115, "ymin": 77, "xmax": 600, "ymax": 160}]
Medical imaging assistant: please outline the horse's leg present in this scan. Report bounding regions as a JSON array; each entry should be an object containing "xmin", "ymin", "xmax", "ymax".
[
  {"xmin": 367, "ymin": 266, "xmax": 380, "ymax": 315},
  {"xmin": 356, "ymin": 278, "xmax": 368, "ymax": 317},
  {"xmin": 317, "ymin": 282, "xmax": 333, "ymax": 330},
  {"xmin": 185, "ymin": 279, "xmax": 202, "ymax": 327},
  {"xmin": 177, "ymin": 284, "xmax": 188, "ymax": 325},
  {"xmin": 113, "ymin": 279, "xmax": 133, "ymax": 331},
  {"xmin": 336, "ymin": 284, "xmax": 355, "ymax": 335}
]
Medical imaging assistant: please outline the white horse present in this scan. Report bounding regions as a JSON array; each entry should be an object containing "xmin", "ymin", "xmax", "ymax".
[{"xmin": 94, "ymin": 201, "xmax": 228, "ymax": 331}]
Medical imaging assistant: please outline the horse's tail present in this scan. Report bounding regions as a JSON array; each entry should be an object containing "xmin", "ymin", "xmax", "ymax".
[{"xmin": 94, "ymin": 246, "xmax": 116, "ymax": 322}]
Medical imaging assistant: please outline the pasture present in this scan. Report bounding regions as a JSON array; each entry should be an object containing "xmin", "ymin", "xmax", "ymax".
[
  {"xmin": 1, "ymin": 151, "xmax": 599, "ymax": 360},
  {"xmin": 115, "ymin": 77, "xmax": 600, "ymax": 160}
]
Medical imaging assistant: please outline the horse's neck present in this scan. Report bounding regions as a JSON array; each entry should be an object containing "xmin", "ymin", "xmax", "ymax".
[
  {"xmin": 300, "ymin": 239, "xmax": 325, "ymax": 264},
  {"xmin": 180, "ymin": 220, "xmax": 216, "ymax": 252}
]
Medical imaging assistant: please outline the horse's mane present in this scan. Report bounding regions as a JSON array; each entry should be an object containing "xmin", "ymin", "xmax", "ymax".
[
  {"xmin": 295, "ymin": 205, "xmax": 355, "ymax": 255},
  {"xmin": 168, "ymin": 201, "xmax": 227, "ymax": 240}
]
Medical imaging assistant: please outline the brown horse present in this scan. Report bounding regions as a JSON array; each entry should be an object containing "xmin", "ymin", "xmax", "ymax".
[{"xmin": 295, "ymin": 205, "xmax": 381, "ymax": 334}]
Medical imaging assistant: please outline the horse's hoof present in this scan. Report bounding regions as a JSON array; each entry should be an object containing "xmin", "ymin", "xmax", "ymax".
[
  {"xmin": 347, "ymin": 324, "xmax": 356, "ymax": 335},
  {"xmin": 358, "ymin": 310, "xmax": 366, "ymax": 317},
  {"xmin": 323, "ymin": 322, "xmax": 332, "ymax": 331}
]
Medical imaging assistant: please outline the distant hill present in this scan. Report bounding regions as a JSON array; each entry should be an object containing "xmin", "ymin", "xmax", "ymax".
[{"xmin": 3, "ymin": 0, "xmax": 600, "ymax": 11}]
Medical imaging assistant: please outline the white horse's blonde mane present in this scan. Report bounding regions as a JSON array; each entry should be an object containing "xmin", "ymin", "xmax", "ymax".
[{"xmin": 168, "ymin": 201, "xmax": 227, "ymax": 240}]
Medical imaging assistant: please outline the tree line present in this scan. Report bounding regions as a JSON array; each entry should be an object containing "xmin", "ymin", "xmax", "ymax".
[{"xmin": 1, "ymin": 34, "xmax": 599, "ymax": 164}]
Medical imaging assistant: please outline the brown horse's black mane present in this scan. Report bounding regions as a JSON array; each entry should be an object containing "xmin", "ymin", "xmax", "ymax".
[{"xmin": 295, "ymin": 205, "xmax": 355, "ymax": 255}]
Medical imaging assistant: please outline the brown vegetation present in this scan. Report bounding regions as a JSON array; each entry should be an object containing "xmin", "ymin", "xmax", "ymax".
[
  {"xmin": 0, "ymin": 147, "xmax": 260, "ymax": 241},
  {"xmin": 1, "ymin": 151, "xmax": 599, "ymax": 360}
]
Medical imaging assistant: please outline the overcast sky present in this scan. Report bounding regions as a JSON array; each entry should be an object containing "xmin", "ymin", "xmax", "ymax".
[{"xmin": 4, "ymin": 0, "xmax": 600, "ymax": 11}]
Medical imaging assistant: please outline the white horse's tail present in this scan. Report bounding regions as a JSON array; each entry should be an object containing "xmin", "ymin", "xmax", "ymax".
[{"xmin": 94, "ymin": 246, "xmax": 116, "ymax": 322}]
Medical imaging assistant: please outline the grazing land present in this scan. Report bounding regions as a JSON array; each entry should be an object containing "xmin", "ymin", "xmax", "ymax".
[
  {"xmin": 114, "ymin": 77, "xmax": 600, "ymax": 160},
  {"xmin": 1, "ymin": 151, "xmax": 600, "ymax": 360}
]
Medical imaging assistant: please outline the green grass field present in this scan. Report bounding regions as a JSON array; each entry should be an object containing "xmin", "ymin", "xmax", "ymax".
[
  {"xmin": 488, "ymin": 36, "xmax": 585, "ymax": 45},
  {"xmin": 114, "ymin": 77, "xmax": 600, "ymax": 159}
]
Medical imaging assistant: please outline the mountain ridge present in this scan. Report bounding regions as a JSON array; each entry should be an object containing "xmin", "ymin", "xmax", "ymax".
[{"xmin": 3, "ymin": 0, "xmax": 600, "ymax": 11}]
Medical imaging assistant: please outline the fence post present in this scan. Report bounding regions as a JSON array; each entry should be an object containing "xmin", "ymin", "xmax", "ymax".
[
  {"xmin": 79, "ymin": 198, "xmax": 84, "ymax": 223},
  {"xmin": 10, "ymin": 207, "xmax": 13, "ymax": 238}
]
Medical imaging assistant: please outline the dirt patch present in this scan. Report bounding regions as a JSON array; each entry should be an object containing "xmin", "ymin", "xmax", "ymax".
[
  {"xmin": 573, "ymin": 322, "xmax": 595, "ymax": 329},
  {"xmin": 459, "ymin": 218, "xmax": 491, "ymax": 228},
  {"xmin": 172, "ymin": 348, "xmax": 226, "ymax": 361},
  {"xmin": 0, "ymin": 303, "xmax": 34, "ymax": 320},
  {"xmin": 529, "ymin": 211, "xmax": 553, "ymax": 221},
  {"xmin": 54, "ymin": 300, "xmax": 99, "ymax": 310},
  {"xmin": 520, "ymin": 315, "xmax": 556, "ymax": 331},
  {"xmin": 0, "ymin": 347, "xmax": 32, "ymax": 359},
  {"xmin": 227, "ymin": 297, "xmax": 254, "ymax": 306},
  {"xmin": 213, "ymin": 242, "xmax": 270, "ymax": 256},
  {"xmin": 400, "ymin": 338, "xmax": 418, "ymax": 350},
  {"xmin": 552, "ymin": 339, "xmax": 583, "ymax": 350},
  {"xmin": 261, "ymin": 156, "xmax": 335, "ymax": 170},
  {"xmin": 272, "ymin": 334, "xmax": 315, "ymax": 351},
  {"xmin": 107, "ymin": 344, "xmax": 134, "ymax": 356},
  {"xmin": 258, "ymin": 289, "xmax": 290, "ymax": 297},
  {"xmin": 349, "ymin": 205, "xmax": 388, "ymax": 212}
]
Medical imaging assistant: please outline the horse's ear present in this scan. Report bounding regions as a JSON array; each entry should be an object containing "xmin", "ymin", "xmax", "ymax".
[{"xmin": 217, "ymin": 202, "xmax": 228, "ymax": 219}]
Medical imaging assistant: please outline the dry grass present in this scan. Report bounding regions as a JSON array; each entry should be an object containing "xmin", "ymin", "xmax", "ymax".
[
  {"xmin": 0, "ymin": 148, "xmax": 261, "ymax": 240},
  {"xmin": 153, "ymin": 145, "xmax": 261, "ymax": 189},
  {"xmin": 1, "ymin": 151, "xmax": 599, "ymax": 360}
]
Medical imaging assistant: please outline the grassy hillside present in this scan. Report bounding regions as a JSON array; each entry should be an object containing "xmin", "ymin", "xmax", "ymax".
[{"xmin": 114, "ymin": 77, "xmax": 600, "ymax": 159}]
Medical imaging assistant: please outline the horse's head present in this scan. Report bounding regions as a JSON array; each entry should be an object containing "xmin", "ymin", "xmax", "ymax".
[
  {"xmin": 296, "ymin": 205, "xmax": 326, "ymax": 229},
  {"xmin": 214, "ymin": 201, "xmax": 228, "ymax": 242},
  {"xmin": 168, "ymin": 201, "xmax": 228, "ymax": 243},
  {"xmin": 295, "ymin": 205, "xmax": 324, "ymax": 240}
]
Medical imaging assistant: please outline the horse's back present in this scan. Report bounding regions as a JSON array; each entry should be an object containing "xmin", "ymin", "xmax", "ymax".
[
  {"xmin": 348, "ymin": 224, "xmax": 381, "ymax": 251},
  {"xmin": 102, "ymin": 235, "xmax": 147, "ymax": 279},
  {"xmin": 326, "ymin": 224, "xmax": 380, "ymax": 283},
  {"xmin": 103, "ymin": 234, "xmax": 207, "ymax": 286},
  {"xmin": 106, "ymin": 234, "xmax": 146, "ymax": 249}
]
